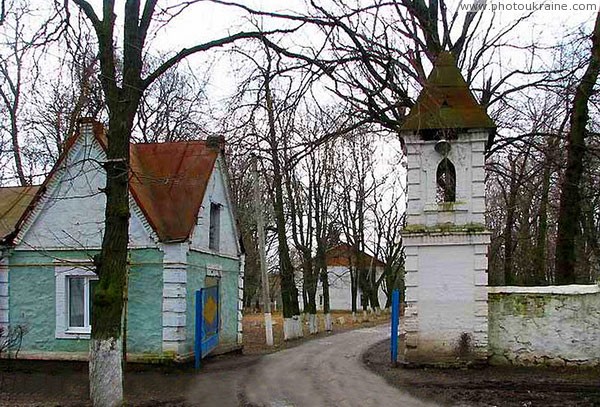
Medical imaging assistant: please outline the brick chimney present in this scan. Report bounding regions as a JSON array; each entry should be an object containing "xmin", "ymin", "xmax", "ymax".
[{"xmin": 206, "ymin": 135, "xmax": 226, "ymax": 151}]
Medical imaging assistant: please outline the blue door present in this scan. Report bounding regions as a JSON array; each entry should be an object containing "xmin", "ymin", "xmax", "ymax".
[{"xmin": 194, "ymin": 284, "xmax": 220, "ymax": 369}]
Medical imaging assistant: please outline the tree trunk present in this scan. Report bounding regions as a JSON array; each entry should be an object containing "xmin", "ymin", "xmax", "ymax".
[
  {"xmin": 503, "ymin": 161, "xmax": 518, "ymax": 285},
  {"xmin": 368, "ymin": 266, "xmax": 381, "ymax": 313},
  {"xmin": 534, "ymin": 155, "xmax": 551, "ymax": 285},
  {"xmin": 302, "ymin": 255, "xmax": 319, "ymax": 334},
  {"xmin": 264, "ymin": 73, "xmax": 300, "ymax": 339},
  {"xmin": 301, "ymin": 280, "xmax": 308, "ymax": 314},
  {"xmin": 359, "ymin": 266, "xmax": 370, "ymax": 312},
  {"xmin": 90, "ymin": 112, "xmax": 134, "ymax": 407},
  {"xmin": 350, "ymin": 264, "xmax": 358, "ymax": 321},
  {"xmin": 555, "ymin": 13, "xmax": 600, "ymax": 284},
  {"xmin": 315, "ymin": 241, "xmax": 332, "ymax": 331}
]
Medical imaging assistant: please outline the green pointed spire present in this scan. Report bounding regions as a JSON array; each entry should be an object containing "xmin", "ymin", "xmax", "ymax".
[{"xmin": 401, "ymin": 51, "xmax": 495, "ymax": 133}]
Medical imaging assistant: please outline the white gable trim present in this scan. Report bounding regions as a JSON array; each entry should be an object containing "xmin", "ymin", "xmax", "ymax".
[
  {"xmin": 13, "ymin": 137, "xmax": 90, "ymax": 246},
  {"xmin": 14, "ymin": 124, "xmax": 158, "ymax": 249},
  {"xmin": 215, "ymin": 155, "xmax": 242, "ymax": 254},
  {"xmin": 189, "ymin": 154, "xmax": 241, "ymax": 253},
  {"xmin": 129, "ymin": 195, "xmax": 160, "ymax": 244}
]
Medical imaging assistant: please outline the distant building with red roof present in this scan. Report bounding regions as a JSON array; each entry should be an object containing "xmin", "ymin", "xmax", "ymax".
[
  {"xmin": 300, "ymin": 243, "xmax": 388, "ymax": 312},
  {"xmin": 0, "ymin": 119, "xmax": 243, "ymax": 362}
]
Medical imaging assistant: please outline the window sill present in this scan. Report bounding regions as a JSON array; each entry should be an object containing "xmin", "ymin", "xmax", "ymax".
[{"xmin": 56, "ymin": 329, "xmax": 91, "ymax": 340}]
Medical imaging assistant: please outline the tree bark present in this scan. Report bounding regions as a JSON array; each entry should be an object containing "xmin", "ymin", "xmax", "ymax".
[
  {"xmin": 534, "ymin": 150, "xmax": 552, "ymax": 285},
  {"xmin": 555, "ymin": 13, "xmax": 600, "ymax": 284},
  {"xmin": 264, "ymin": 71, "xmax": 300, "ymax": 337},
  {"xmin": 90, "ymin": 105, "xmax": 137, "ymax": 407},
  {"xmin": 503, "ymin": 160, "xmax": 518, "ymax": 285},
  {"xmin": 316, "ymin": 244, "xmax": 332, "ymax": 331}
]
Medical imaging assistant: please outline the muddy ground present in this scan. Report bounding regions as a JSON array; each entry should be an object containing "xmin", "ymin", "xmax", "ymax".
[
  {"xmin": 3, "ymin": 315, "xmax": 600, "ymax": 407},
  {"xmin": 363, "ymin": 339, "xmax": 600, "ymax": 407},
  {"xmin": 242, "ymin": 310, "xmax": 389, "ymax": 354},
  {"xmin": 0, "ymin": 311, "xmax": 387, "ymax": 406}
]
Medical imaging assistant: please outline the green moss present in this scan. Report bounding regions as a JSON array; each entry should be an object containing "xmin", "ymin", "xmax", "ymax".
[
  {"xmin": 508, "ymin": 295, "xmax": 548, "ymax": 317},
  {"xmin": 403, "ymin": 222, "xmax": 487, "ymax": 235},
  {"xmin": 131, "ymin": 351, "xmax": 178, "ymax": 364},
  {"xmin": 403, "ymin": 224, "xmax": 428, "ymax": 233},
  {"xmin": 439, "ymin": 202, "xmax": 456, "ymax": 212},
  {"xmin": 464, "ymin": 222, "xmax": 487, "ymax": 234}
]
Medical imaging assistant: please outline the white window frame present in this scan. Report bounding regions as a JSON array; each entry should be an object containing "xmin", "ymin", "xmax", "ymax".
[{"xmin": 55, "ymin": 264, "xmax": 97, "ymax": 339}]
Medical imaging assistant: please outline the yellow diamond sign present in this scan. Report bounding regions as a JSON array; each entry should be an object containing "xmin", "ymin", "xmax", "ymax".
[{"xmin": 203, "ymin": 295, "xmax": 218, "ymax": 325}]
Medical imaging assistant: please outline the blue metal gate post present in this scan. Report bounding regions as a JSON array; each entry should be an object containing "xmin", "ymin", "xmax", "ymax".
[
  {"xmin": 390, "ymin": 288, "xmax": 400, "ymax": 365},
  {"xmin": 195, "ymin": 289, "xmax": 202, "ymax": 370}
]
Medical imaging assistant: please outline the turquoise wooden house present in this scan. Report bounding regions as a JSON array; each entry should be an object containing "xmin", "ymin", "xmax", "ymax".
[{"xmin": 0, "ymin": 119, "xmax": 244, "ymax": 362}]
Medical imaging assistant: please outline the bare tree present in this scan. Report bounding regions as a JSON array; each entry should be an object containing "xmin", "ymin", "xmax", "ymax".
[
  {"xmin": 334, "ymin": 129, "xmax": 382, "ymax": 319},
  {"xmin": 0, "ymin": 0, "xmax": 62, "ymax": 185},
  {"xmin": 555, "ymin": 12, "xmax": 600, "ymax": 284},
  {"xmin": 134, "ymin": 58, "xmax": 210, "ymax": 142},
  {"xmin": 371, "ymin": 154, "xmax": 406, "ymax": 309},
  {"xmin": 27, "ymin": 14, "xmax": 103, "ymax": 173},
  {"xmin": 66, "ymin": 1, "xmax": 296, "ymax": 404}
]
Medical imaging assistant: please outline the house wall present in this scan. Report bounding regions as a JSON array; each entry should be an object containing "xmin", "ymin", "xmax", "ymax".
[
  {"xmin": 10, "ymin": 251, "xmax": 92, "ymax": 356},
  {"xmin": 184, "ymin": 250, "xmax": 241, "ymax": 356},
  {"xmin": 325, "ymin": 266, "xmax": 353, "ymax": 310},
  {"xmin": 489, "ymin": 285, "xmax": 600, "ymax": 367},
  {"xmin": 7, "ymin": 249, "xmax": 164, "ymax": 360},
  {"xmin": 315, "ymin": 265, "xmax": 387, "ymax": 311},
  {"xmin": 14, "ymin": 125, "xmax": 156, "ymax": 251},
  {"xmin": 190, "ymin": 157, "xmax": 238, "ymax": 257},
  {"xmin": 127, "ymin": 249, "xmax": 164, "ymax": 355}
]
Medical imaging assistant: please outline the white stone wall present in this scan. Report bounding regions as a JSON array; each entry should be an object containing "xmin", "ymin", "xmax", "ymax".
[
  {"xmin": 489, "ymin": 285, "xmax": 600, "ymax": 367},
  {"xmin": 405, "ymin": 131, "xmax": 487, "ymax": 227},
  {"xmin": 161, "ymin": 243, "xmax": 188, "ymax": 354},
  {"xmin": 190, "ymin": 157, "xmax": 239, "ymax": 257},
  {"xmin": 402, "ymin": 232, "xmax": 489, "ymax": 363}
]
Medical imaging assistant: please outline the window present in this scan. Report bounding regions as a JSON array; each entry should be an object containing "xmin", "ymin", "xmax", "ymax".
[
  {"xmin": 55, "ymin": 265, "xmax": 97, "ymax": 339},
  {"xmin": 436, "ymin": 158, "xmax": 456, "ymax": 203},
  {"xmin": 209, "ymin": 203, "xmax": 221, "ymax": 251},
  {"xmin": 67, "ymin": 276, "xmax": 96, "ymax": 331}
]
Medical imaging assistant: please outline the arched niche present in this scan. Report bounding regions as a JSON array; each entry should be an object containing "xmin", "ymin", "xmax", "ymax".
[{"xmin": 436, "ymin": 158, "xmax": 456, "ymax": 203}]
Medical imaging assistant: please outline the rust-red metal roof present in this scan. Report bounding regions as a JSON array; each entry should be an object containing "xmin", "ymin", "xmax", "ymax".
[
  {"xmin": 7, "ymin": 119, "xmax": 219, "ymax": 244},
  {"xmin": 325, "ymin": 243, "xmax": 385, "ymax": 268},
  {"xmin": 401, "ymin": 51, "xmax": 495, "ymax": 132},
  {"xmin": 129, "ymin": 141, "xmax": 218, "ymax": 242}
]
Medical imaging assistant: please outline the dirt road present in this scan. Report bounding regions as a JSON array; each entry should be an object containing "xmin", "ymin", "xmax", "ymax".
[{"xmin": 187, "ymin": 324, "xmax": 436, "ymax": 407}]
